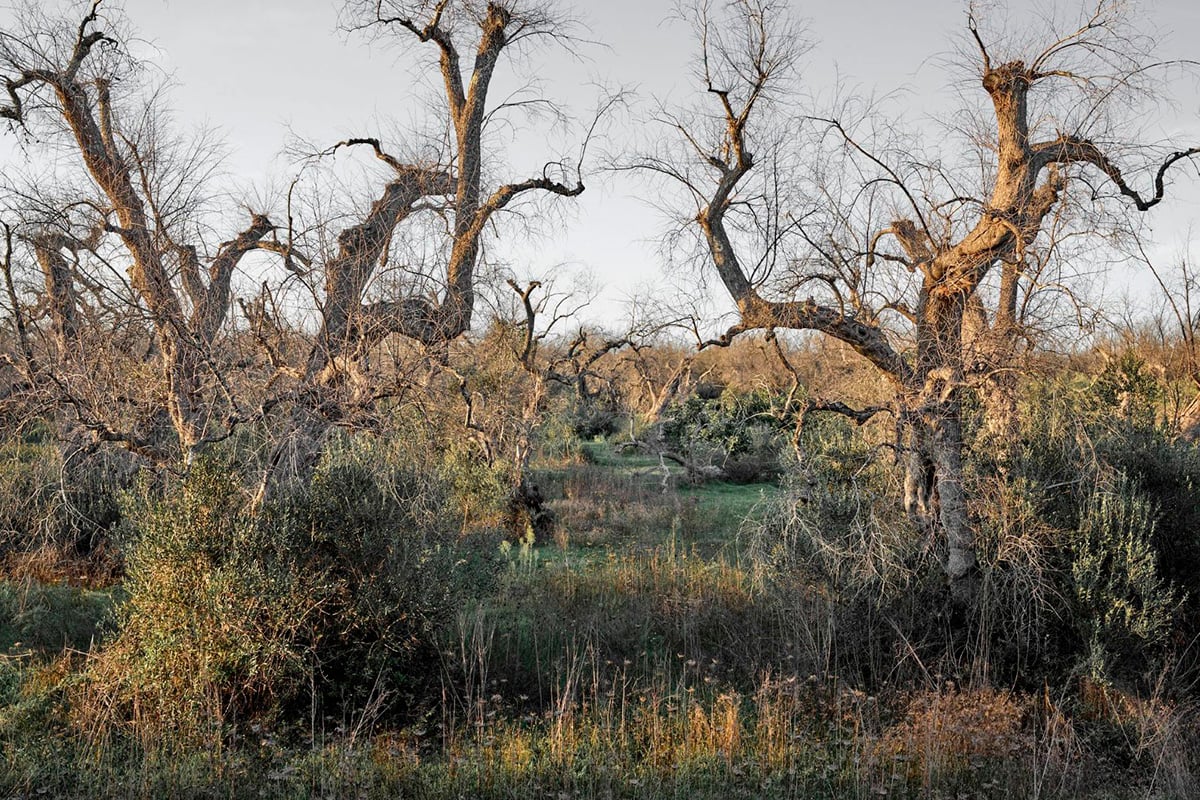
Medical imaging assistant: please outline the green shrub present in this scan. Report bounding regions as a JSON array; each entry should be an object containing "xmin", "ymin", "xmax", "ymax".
[
  {"xmin": 80, "ymin": 461, "xmax": 314, "ymax": 744},
  {"xmin": 1003, "ymin": 366, "xmax": 1200, "ymax": 655},
  {"xmin": 1094, "ymin": 425, "xmax": 1200, "ymax": 604},
  {"xmin": 437, "ymin": 436, "xmax": 509, "ymax": 530},
  {"xmin": 79, "ymin": 440, "xmax": 500, "ymax": 746},
  {"xmin": 1070, "ymin": 474, "xmax": 1180, "ymax": 683},
  {"xmin": 661, "ymin": 388, "xmax": 790, "ymax": 483},
  {"xmin": 303, "ymin": 437, "xmax": 500, "ymax": 711},
  {"xmin": 1094, "ymin": 352, "xmax": 1164, "ymax": 428}
]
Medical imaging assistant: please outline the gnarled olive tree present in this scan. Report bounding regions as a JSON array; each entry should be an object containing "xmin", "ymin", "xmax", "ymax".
[
  {"xmin": 254, "ymin": 0, "xmax": 595, "ymax": 497},
  {"xmin": 640, "ymin": 0, "xmax": 1197, "ymax": 594},
  {"xmin": 1, "ymin": 1, "xmax": 277, "ymax": 461}
]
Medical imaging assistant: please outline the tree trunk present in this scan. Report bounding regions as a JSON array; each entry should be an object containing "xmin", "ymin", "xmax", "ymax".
[
  {"xmin": 32, "ymin": 233, "xmax": 80, "ymax": 356},
  {"xmin": 902, "ymin": 291, "xmax": 978, "ymax": 594},
  {"xmin": 928, "ymin": 403, "xmax": 975, "ymax": 584},
  {"xmin": 963, "ymin": 263, "xmax": 1021, "ymax": 443},
  {"xmin": 901, "ymin": 413, "xmax": 936, "ymax": 532}
]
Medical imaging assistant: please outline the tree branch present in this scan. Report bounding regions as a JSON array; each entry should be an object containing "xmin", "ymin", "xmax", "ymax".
[{"xmin": 1033, "ymin": 135, "xmax": 1199, "ymax": 211}]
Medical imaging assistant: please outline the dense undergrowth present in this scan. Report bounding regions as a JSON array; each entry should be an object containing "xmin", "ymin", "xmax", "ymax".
[{"xmin": 0, "ymin": 357, "xmax": 1199, "ymax": 798}]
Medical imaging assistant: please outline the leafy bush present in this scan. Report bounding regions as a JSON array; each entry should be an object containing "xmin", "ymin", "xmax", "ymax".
[
  {"xmin": 1070, "ymin": 475, "xmax": 1180, "ymax": 683},
  {"xmin": 1094, "ymin": 425, "xmax": 1200, "ymax": 605},
  {"xmin": 303, "ymin": 437, "xmax": 500, "ymax": 711},
  {"xmin": 661, "ymin": 388, "xmax": 790, "ymax": 483},
  {"xmin": 437, "ymin": 436, "xmax": 509, "ymax": 531},
  {"xmin": 1094, "ymin": 352, "xmax": 1165, "ymax": 428},
  {"xmin": 1001, "ymin": 364, "xmax": 1200, "ymax": 658},
  {"xmin": 79, "ymin": 462, "xmax": 315, "ymax": 744},
  {"xmin": 78, "ymin": 440, "xmax": 499, "ymax": 745}
]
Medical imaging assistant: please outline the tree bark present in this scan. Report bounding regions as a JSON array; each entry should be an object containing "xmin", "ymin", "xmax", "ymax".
[{"xmin": 254, "ymin": 2, "xmax": 588, "ymax": 501}]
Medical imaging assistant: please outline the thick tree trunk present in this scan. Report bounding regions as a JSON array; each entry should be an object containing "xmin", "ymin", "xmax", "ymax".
[
  {"xmin": 902, "ymin": 291, "xmax": 977, "ymax": 593},
  {"xmin": 902, "ymin": 413, "xmax": 936, "ymax": 532},
  {"xmin": 983, "ymin": 261, "xmax": 1022, "ymax": 440},
  {"xmin": 928, "ymin": 403, "xmax": 975, "ymax": 585},
  {"xmin": 32, "ymin": 233, "xmax": 80, "ymax": 356},
  {"xmin": 963, "ymin": 263, "xmax": 1021, "ymax": 443},
  {"xmin": 254, "ymin": 165, "xmax": 453, "ymax": 504},
  {"xmin": 901, "ymin": 399, "xmax": 977, "ymax": 593},
  {"xmin": 254, "ymin": 4, "xmax": 583, "ymax": 501},
  {"xmin": 647, "ymin": 362, "xmax": 691, "ymax": 422}
]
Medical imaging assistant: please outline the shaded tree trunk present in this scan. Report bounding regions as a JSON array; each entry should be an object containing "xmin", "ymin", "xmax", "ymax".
[
  {"xmin": 32, "ymin": 232, "xmax": 81, "ymax": 356},
  {"xmin": 901, "ymin": 290, "xmax": 975, "ymax": 584}
]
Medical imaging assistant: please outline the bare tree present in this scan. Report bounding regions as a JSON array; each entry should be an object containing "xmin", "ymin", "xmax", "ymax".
[
  {"xmin": 253, "ymin": 0, "xmax": 609, "ymax": 498},
  {"xmin": 337, "ymin": 0, "xmax": 590, "ymax": 339},
  {"xmin": 1, "ymin": 1, "xmax": 278, "ymax": 462},
  {"xmin": 472, "ymin": 278, "xmax": 628, "ymax": 538},
  {"xmin": 638, "ymin": 0, "xmax": 1198, "ymax": 595},
  {"xmin": 1134, "ymin": 238, "xmax": 1200, "ymax": 439}
]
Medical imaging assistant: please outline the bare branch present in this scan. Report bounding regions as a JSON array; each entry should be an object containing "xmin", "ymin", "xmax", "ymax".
[{"xmin": 1033, "ymin": 135, "xmax": 1199, "ymax": 211}]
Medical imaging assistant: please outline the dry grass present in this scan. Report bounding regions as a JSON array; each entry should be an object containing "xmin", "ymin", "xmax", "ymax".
[
  {"xmin": 2, "ymin": 541, "xmax": 121, "ymax": 588},
  {"xmin": 544, "ymin": 462, "xmax": 709, "ymax": 549},
  {"xmin": 869, "ymin": 685, "xmax": 1028, "ymax": 788}
]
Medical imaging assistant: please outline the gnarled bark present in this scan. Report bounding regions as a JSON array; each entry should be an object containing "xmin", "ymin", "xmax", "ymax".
[
  {"xmin": 30, "ymin": 231, "xmax": 81, "ymax": 356},
  {"xmin": 255, "ymin": 1, "xmax": 588, "ymax": 501}
]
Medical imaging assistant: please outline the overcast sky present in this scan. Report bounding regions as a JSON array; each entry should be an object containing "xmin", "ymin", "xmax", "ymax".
[{"xmin": 6, "ymin": 0, "xmax": 1200, "ymax": 327}]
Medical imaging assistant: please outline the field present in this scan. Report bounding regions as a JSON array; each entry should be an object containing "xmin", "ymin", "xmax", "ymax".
[
  {"xmin": 0, "ymin": 427, "xmax": 1194, "ymax": 800},
  {"xmin": 4, "ymin": 0, "xmax": 1200, "ymax": 795}
]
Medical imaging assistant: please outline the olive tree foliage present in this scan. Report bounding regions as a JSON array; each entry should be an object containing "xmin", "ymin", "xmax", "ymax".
[
  {"xmin": 0, "ymin": 0, "xmax": 280, "ymax": 462},
  {"xmin": 636, "ymin": 0, "xmax": 1198, "ymax": 593},
  {"xmin": 252, "ymin": 0, "xmax": 606, "ymax": 499}
]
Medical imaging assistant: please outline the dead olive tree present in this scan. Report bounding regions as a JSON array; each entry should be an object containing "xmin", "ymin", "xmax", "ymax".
[
  {"xmin": 1, "ymin": 1, "xmax": 278, "ymax": 462},
  {"xmin": 255, "ymin": 0, "xmax": 598, "ymax": 497},
  {"xmin": 640, "ymin": 0, "xmax": 1198, "ymax": 594}
]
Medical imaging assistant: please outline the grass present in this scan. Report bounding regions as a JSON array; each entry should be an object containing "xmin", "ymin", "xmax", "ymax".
[
  {"xmin": 537, "ymin": 442, "xmax": 780, "ymax": 559},
  {"xmin": 0, "ymin": 579, "xmax": 115, "ymax": 653},
  {"xmin": 0, "ymin": 668, "xmax": 1161, "ymax": 799},
  {"xmin": 682, "ymin": 480, "xmax": 781, "ymax": 549},
  {"xmin": 0, "ymin": 439, "xmax": 1195, "ymax": 799}
]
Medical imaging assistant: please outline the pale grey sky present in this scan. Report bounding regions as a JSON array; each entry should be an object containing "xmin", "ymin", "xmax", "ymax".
[{"xmin": 5, "ymin": 0, "xmax": 1200, "ymax": 327}]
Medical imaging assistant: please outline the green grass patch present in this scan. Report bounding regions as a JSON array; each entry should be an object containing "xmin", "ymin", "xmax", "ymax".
[
  {"xmin": 0, "ymin": 579, "xmax": 115, "ymax": 654},
  {"xmin": 680, "ymin": 480, "xmax": 781, "ymax": 544}
]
